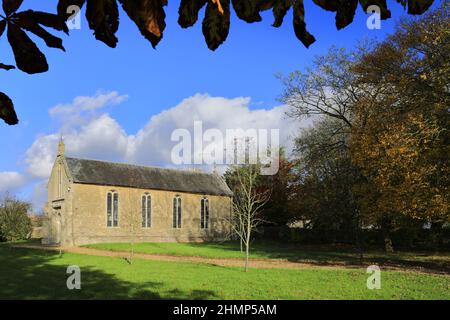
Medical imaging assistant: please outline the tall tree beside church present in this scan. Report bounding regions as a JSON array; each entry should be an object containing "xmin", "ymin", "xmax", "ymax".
[
  {"xmin": 350, "ymin": 2, "xmax": 450, "ymax": 234},
  {"xmin": 292, "ymin": 118, "xmax": 362, "ymax": 245},
  {"xmin": 281, "ymin": 2, "xmax": 449, "ymax": 252},
  {"xmin": 279, "ymin": 43, "xmax": 366, "ymax": 244}
]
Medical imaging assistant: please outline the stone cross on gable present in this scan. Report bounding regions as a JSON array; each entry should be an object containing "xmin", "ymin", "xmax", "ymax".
[{"xmin": 58, "ymin": 136, "xmax": 65, "ymax": 157}]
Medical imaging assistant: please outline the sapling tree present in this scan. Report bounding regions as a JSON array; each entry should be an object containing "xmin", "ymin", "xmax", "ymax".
[{"xmin": 227, "ymin": 164, "xmax": 270, "ymax": 272}]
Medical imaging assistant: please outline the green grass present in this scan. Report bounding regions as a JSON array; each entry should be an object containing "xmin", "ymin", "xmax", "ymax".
[
  {"xmin": 85, "ymin": 241, "xmax": 450, "ymax": 272},
  {"xmin": 0, "ymin": 245, "xmax": 449, "ymax": 299}
]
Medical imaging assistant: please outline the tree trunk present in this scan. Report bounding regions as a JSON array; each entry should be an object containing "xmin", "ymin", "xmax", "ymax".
[
  {"xmin": 129, "ymin": 223, "xmax": 135, "ymax": 265},
  {"xmin": 384, "ymin": 234, "xmax": 394, "ymax": 254},
  {"xmin": 244, "ymin": 222, "xmax": 251, "ymax": 272},
  {"xmin": 245, "ymin": 240, "xmax": 249, "ymax": 272},
  {"xmin": 355, "ymin": 225, "xmax": 364, "ymax": 265},
  {"xmin": 131, "ymin": 240, "xmax": 134, "ymax": 264},
  {"xmin": 382, "ymin": 219, "xmax": 394, "ymax": 254}
]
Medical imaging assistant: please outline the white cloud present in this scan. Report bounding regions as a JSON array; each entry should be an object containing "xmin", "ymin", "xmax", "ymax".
[
  {"xmin": 65, "ymin": 114, "xmax": 129, "ymax": 161},
  {"xmin": 128, "ymin": 94, "xmax": 303, "ymax": 167},
  {"xmin": 31, "ymin": 180, "xmax": 48, "ymax": 213},
  {"xmin": 48, "ymin": 91, "xmax": 128, "ymax": 131},
  {"xmin": 19, "ymin": 92, "xmax": 311, "ymax": 210},
  {"xmin": 25, "ymin": 134, "xmax": 59, "ymax": 179},
  {"xmin": 0, "ymin": 172, "xmax": 27, "ymax": 194},
  {"xmin": 49, "ymin": 91, "xmax": 128, "ymax": 116},
  {"xmin": 25, "ymin": 93, "xmax": 307, "ymax": 180}
]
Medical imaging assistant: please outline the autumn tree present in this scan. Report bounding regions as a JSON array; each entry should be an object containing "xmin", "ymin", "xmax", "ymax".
[
  {"xmin": 292, "ymin": 118, "xmax": 364, "ymax": 248},
  {"xmin": 279, "ymin": 42, "xmax": 368, "ymax": 246},
  {"xmin": 281, "ymin": 2, "xmax": 449, "ymax": 252},
  {"xmin": 254, "ymin": 148, "xmax": 299, "ymax": 226},
  {"xmin": 349, "ymin": 1, "xmax": 450, "ymax": 249}
]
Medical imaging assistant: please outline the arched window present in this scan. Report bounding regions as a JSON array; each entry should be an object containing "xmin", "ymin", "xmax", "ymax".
[
  {"xmin": 107, "ymin": 191, "xmax": 119, "ymax": 227},
  {"xmin": 173, "ymin": 196, "xmax": 182, "ymax": 228},
  {"xmin": 142, "ymin": 194, "xmax": 152, "ymax": 228},
  {"xmin": 201, "ymin": 198, "xmax": 209, "ymax": 229}
]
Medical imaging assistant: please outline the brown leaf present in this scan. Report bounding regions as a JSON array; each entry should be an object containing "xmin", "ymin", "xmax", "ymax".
[
  {"xmin": 314, "ymin": 0, "xmax": 358, "ymax": 29},
  {"xmin": 335, "ymin": 0, "xmax": 358, "ymax": 30},
  {"xmin": 293, "ymin": 0, "xmax": 315, "ymax": 48},
  {"xmin": 178, "ymin": 0, "xmax": 207, "ymax": 28},
  {"xmin": 0, "ymin": 63, "xmax": 15, "ymax": 70},
  {"xmin": 359, "ymin": 0, "xmax": 391, "ymax": 20},
  {"xmin": 312, "ymin": 0, "xmax": 339, "ymax": 11},
  {"xmin": 7, "ymin": 22, "xmax": 48, "ymax": 74},
  {"xmin": 0, "ymin": 91, "xmax": 18, "ymax": 125},
  {"xmin": 57, "ymin": 0, "xmax": 86, "ymax": 21},
  {"xmin": 14, "ymin": 10, "xmax": 66, "ymax": 51},
  {"xmin": 202, "ymin": 0, "xmax": 230, "ymax": 50},
  {"xmin": 119, "ymin": 0, "xmax": 167, "ymax": 48},
  {"xmin": 0, "ymin": 20, "xmax": 15, "ymax": 71},
  {"xmin": 231, "ymin": 0, "xmax": 263, "ymax": 23},
  {"xmin": 272, "ymin": 0, "xmax": 293, "ymax": 28},
  {"xmin": 27, "ymin": 10, "xmax": 69, "ymax": 34},
  {"xmin": 86, "ymin": 0, "xmax": 119, "ymax": 48},
  {"xmin": 212, "ymin": 0, "xmax": 224, "ymax": 15},
  {"xmin": 2, "ymin": 0, "xmax": 23, "ymax": 16},
  {"xmin": 0, "ymin": 19, "xmax": 5, "ymax": 36},
  {"xmin": 407, "ymin": 0, "xmax": 434, "ymax": 14}
]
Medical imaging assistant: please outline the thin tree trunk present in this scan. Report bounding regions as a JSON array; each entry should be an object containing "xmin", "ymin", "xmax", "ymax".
[
  {"xmin": 356, "ymin": 227, "xmax": 364, "ymax": 265},
  {"xmin": 382, "ymin": 218, "xmax": 394, "ymax": 254},
  {"xmin": 130, "ymin": 223, "xmax": 135, "ymax": 264},
  {"xmin": 245, "ymin": 239, "xmax": 249, "ymax": 272},
  {"xmin": 131, "ymin": 239, "xmax": 134, "ymax": 263},
  {"xmin": 384, "ymin": 233, "xmax": 394, "ymax": 254},
  {"xmin": 354, "ymin": 215, "xmax": 364, "ymax": 265},
  {"xmin": 245, "ymin": 221, "xmax": 251, "ymax": 272}
]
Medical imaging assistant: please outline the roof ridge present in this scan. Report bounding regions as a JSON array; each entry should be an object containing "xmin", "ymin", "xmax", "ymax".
[{"xmin": 64, "ymin": 156, "xmax": 219, "ymax": 177}]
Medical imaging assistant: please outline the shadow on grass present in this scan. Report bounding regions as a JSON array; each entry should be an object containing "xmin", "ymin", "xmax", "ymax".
[
  {"xmin": 185, "ymin": 240, "xmax": 450, "ymax": 273},
  {"xmin": 0, "ymin": 246, "xmax": 218, "ymax": 300},
  {"xmin": 254, "ymin": 242, "xmax": 450, "ymax": 273},
  {"xmin": 85, "ymin": 239, "xmax": 450, "ymax": 274}
]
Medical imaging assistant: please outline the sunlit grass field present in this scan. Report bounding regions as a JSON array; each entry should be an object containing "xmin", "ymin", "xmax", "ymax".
[
  {"xmin": 85, "ymin": 241, "xmax": 450, "ymax": 271},
  {"xmin": 1, "ymin": 245, "xmax": 449, "ymax": 300}
]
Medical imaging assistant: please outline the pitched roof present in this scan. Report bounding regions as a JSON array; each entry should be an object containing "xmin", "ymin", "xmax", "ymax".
[{"xmin": 64, "ymin": 157, "xmax": 233, "ymax": 197}]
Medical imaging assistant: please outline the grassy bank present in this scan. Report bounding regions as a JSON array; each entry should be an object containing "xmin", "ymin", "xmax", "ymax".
[
  {"xmin": 85, "ymin": 241, "xmax": 450, "ymax": 272},
  {"xmin": 1, "ymin": 245, "xmax": 449, "ymax": 299}
]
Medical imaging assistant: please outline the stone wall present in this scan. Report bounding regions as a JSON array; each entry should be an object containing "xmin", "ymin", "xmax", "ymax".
[
  {"xmin": 66, "ymin": 183, "xmax": 232, "ymax": 246},
  {"xmin": 42, "ymin": 154, "xmax": 72, "ymax": 245}
]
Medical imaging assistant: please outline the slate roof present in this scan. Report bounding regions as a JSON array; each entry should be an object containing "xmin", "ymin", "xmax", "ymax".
[{"xmin": 64, "ymin": 157, "xmax": 233, "ymax": 197}]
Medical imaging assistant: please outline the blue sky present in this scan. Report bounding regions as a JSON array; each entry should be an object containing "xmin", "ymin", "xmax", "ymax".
[{"xmin": 0, "ymin": 1, "xmax": 434, "ymax": 209}]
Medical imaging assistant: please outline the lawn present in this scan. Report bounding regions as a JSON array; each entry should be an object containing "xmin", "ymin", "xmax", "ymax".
[
  {"xmin": 85, "ymin": 241, "xmax": 450, "ymax": 273},
  {"xmin": 0, "ymin": 245, "xmax": 449, "ymax": 299}
]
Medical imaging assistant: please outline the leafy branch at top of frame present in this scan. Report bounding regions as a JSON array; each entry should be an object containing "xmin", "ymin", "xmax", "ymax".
[{"xmin": 0, "ymin": 0, "xmax": 437, "ymax": 125}]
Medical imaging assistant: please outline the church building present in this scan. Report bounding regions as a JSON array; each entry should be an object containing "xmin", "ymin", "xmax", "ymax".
[{"xmin": 43, "ymin": 140, "xmax": 233, "ymax": 246}]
